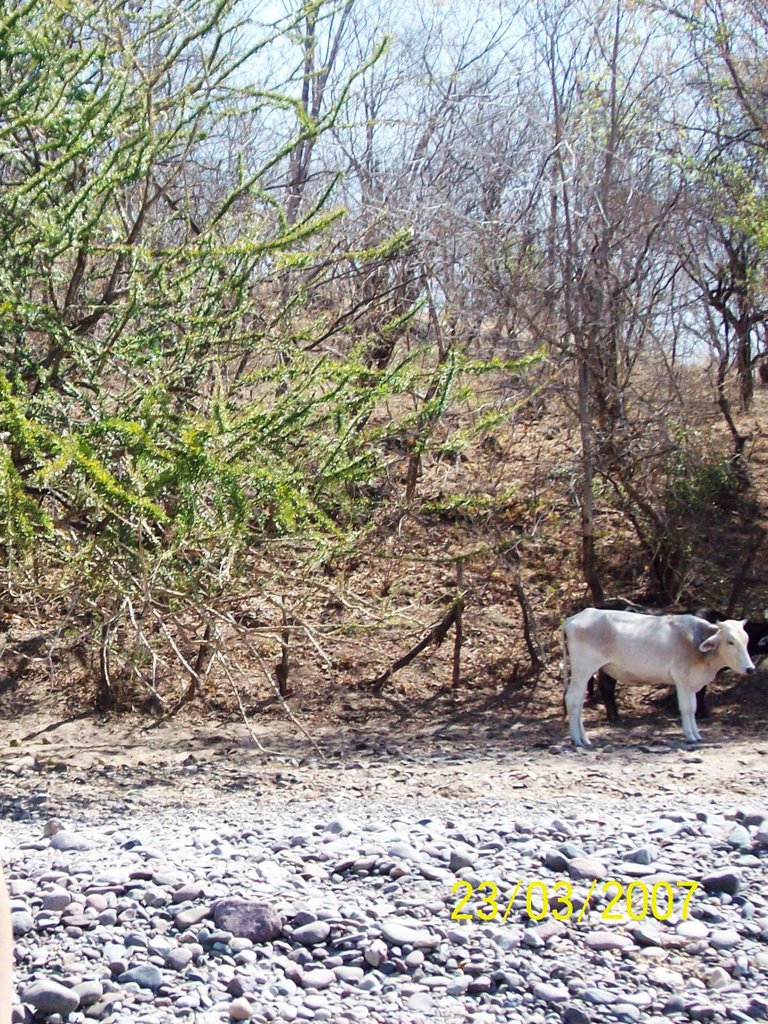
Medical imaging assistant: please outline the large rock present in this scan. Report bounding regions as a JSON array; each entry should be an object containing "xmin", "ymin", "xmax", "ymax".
[
  {"xmin": 563, "ymin": 1008, "xmax": 592, "ymax": 1024},
  {"xmin": 212, "ymin": 899, "xmax": 283, "ymax": 942},
  {"xmin": 22, "ymin": 980, "xmax": 80, "ymax": 1015}
]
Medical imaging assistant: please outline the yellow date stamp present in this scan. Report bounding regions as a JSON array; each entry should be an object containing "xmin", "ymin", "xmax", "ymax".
[{"xmin": 450, "ymin": 878, "xmax": 700, "ymax": 923}]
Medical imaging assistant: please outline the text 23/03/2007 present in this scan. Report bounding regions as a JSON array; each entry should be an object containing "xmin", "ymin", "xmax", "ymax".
[{"xmin": 450, "ymin": 878, "xmax": 700, "ymax": 924}]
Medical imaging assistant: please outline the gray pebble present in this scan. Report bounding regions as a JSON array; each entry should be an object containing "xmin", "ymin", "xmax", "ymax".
[
  {"xmin": 624, "ymin": 845, "xmax": 656, "ymax": 865},
  {"xmin": 702, "ymin": 870, "xmax": 742, "ymax": 896},
  {"xmin": 213, "ymin": 899, "xmax": 283, "ymax": 942},
  {"xmin": 292, "ymin": 921, "xmax": 331, "ymax": 946},
  {"xmin": 118, "ymin": 964, "xmax": 165, "ymax": 991},
  {"xmin": 533, "ymin": 982, "xmax": 569, "ymax": 1002},
  {"xmin": 728, "ymin": 826, "xmax": 752, "ymax": 849},
  {"xmin": 583, "ymin": 930, "xmax": 633, "ymax": 951},
  {"xmin": 11, "ymin": 911, "xmax": 34, "ymax": 936},
  {"xmin": 301, "ymin": 968, "xmax": 335, "ymax": 990},
  {"xmin": 229, "ymin": 996, "xmax": 254, "ymax": 1020},
  {"xmin": 175, "ymin": 905, "xmax": 212, "ymax": 929},
  {"xmin": 568, "ymin": 857, "xmax": 607, "ymax": 881},
  {"xmin": 72, "ymin": 980, "xmax": 103, "ymax": 1006},
  {"xmin": 710, "ymin": 927, "xmax": 740, "ymax": 949},
  {"xmin": 166, "ymin": 946, "xmax": 195, "ymax": 971},
  {"xmin": 449, "ymin": 848, "xmax": 476, "ymax": 872}
]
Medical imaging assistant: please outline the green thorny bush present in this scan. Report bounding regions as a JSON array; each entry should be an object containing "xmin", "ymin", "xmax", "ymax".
[
  {"xmin": 0, "ymin": 0, "xmax": 396, "ymax": 707},
  {"xmin": 0, "ymin": 0, "xmax": 540, "ymax": 710}
]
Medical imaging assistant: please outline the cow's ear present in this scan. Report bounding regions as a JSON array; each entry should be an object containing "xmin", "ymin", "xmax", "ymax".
[
  {"xmin": 741, "ymin": 619, "xmax": 748, "ymax": 626},
  {"xmin": 699, "ymin": 633, "xmax": 720, "ymax": 653}
]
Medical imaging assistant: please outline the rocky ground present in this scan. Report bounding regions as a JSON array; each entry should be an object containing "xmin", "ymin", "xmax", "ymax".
[{"xmin": 2, "ymin": 711, "xmax": 768, "ymax": 1024}]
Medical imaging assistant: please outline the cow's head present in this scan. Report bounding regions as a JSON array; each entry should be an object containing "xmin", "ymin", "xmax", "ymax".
[{"xmin": 702, "ymin": 620, "xmax": 755, "ymax": 675}]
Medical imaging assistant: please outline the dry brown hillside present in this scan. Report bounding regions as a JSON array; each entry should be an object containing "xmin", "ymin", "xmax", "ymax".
[{"xmin": 1, "ymin": 363, "xmax": 768, "ymax": 756}]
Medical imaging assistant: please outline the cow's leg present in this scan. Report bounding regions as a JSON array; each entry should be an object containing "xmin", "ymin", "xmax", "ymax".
[
  {"xmin": 597, "ymin": 670, "xmax": 620, "ymax": 724},
  {"xmin": 565, "ymin": 651, "xmax": 601, "ymax": 747},
  {"xmin": 565, "ymin": 676, "xmax": 591, "ymax": 747},
  {"xmin": 675, "ymin": 685, "xmax": 700, "ymax": 742}
]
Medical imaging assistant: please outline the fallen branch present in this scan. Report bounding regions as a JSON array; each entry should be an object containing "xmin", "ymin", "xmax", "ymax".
[{"xmin": 370, "ymin": 600, "xmax": 463, "ymax": 691}]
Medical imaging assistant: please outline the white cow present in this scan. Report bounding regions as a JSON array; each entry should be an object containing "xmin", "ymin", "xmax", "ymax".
[{"xmin": 562, "ymin": 609, "xmax": 755, "ymax": 746}]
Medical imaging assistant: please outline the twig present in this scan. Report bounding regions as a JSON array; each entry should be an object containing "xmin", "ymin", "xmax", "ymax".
[
  {"xmin": 126, "ymin": 598, "xmax": 167, "ymax": 709},
  {"xmin": 452, "ymin": 560, "xmax": 465, "ymax": 690},
  {"xmin": 204, "ymin": 605, "xmax": 326, "ymax": 760},
  {"xmin": 98, "ymin": 599, "xmax": 126, "ymax": 709},
  {"xmin": 499, "ymin": 543, "xmax": 545, "ymax": 671},
  {"xmin": 276, "ymin": 597, "xmax": 290, "ymax": 697},
  {"xmin": 99, "ymin": 617, "xmax": 114, "ymax": 710},
  {"xmin": 215, "ymin": 652, "xmax": 283, "ymax": 758},
  {"xmin": 149, "ymin": 607, "xmax": 201, "ymax": 703},
  {"xmin": 194, "ymin": 621, "xmax": 213, "ymax": 676},
  {"xmin": 302, "ymin": 622, "xmax": 334, "ymax": 670},
  {"xmin": 248, "ymin": 643, "xmax": 325, "ymax": 760}
]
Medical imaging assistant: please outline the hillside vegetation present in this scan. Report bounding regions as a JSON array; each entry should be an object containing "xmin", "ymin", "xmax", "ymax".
[{"xmin": 0, "ymin": 0, "xmax": 767, "ymax": 736}]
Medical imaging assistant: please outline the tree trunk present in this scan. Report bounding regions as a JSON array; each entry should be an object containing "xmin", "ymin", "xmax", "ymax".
[{"xmin": 578, "ymin": 356, "xmax": 604, "ymax": 604}]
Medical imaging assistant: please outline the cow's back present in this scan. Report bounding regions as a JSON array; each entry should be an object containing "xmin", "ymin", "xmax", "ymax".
[
  {"xmin": 565, "ymin": 608, "xmax": 683, "ymax": 684},
  {"xmin": 566, "ymin": 607, "xmax": 666, "ymax": 647}
]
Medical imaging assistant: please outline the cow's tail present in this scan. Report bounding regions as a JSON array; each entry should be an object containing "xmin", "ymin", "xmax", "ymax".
[{"xmin": 561, "ymin": 624, "xmax": 571, "ymax": 717}]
